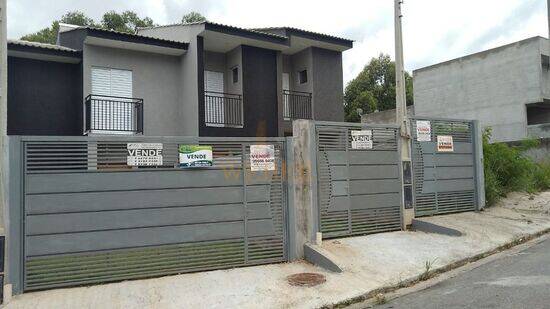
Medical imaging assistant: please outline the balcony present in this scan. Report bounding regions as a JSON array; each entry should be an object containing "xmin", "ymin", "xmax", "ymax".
[
  {"xmin": 204, "ymin": 91, "xmax": 243, "ymax": 127},
  {"xmin": 85, "ymin": 95, "xmax": 144, "ymax": 134},
  {"xmin": 283, "ymin": 90, "xmax": 312, "ymax": 120}
]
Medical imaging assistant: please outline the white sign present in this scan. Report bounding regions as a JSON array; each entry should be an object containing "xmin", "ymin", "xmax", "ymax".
[
  {"xmin": 416, "ymin": 120, "xmax": 431, "ymax": 142},
  {"xmin": 437, "ymin": 135, "xmax": 454, "ymax": 152},
  {"xmin": 351, "ymin": 130, "xmax": 373, "ymax": 149},
  {"xmin": 250, "ymin": 145, "xmax": 275, "ymax": 171},
  {"xmin": 127, "ymin": 143, "xmax": 163, "ymax": 166}
]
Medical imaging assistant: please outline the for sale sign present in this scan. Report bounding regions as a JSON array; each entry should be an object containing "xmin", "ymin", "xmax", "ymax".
[
  {"xmin": 416, "ymin": 120, "xmax": 431, "ymax": 142},
  {"xmin": 351, "ymin": 130, "xmax": 373, "ymax": 149},
  {"xmin": 127, "ymin": 143, "xmax": 163, "ymax": 166},
  {"xmin": 179, "ymin": 145, "xmax": 213, "ymax": 168},
  {"xmin": 250, "ymin": 145, "xmax": 275, "ymax": 171},
  {"xmin": 437, "ymin": 135, "xmax": 454, "ymax": 152}
]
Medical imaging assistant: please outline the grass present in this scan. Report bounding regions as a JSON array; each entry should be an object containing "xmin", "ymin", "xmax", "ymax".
[{"xmin": 483, "ymin": 128, "xmax": 550, "ymax": 206}]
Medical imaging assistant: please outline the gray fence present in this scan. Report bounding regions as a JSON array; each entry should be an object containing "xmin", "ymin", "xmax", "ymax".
[
  {"xmin": 410, "ymin": 118, "xmax": 484, "ymax": 216},
  {"xmin": 314, "ymin": 122, "xmax": 403, "ymax": 238},
  {"xmin": 8, "ymin": 136, "xmax": 288, "ymax": 292}
]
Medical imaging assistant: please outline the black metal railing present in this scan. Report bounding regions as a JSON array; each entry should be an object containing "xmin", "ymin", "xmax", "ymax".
[
  {"xmin": 283, "ymin": 90, "xmax": 312, "ymax": 120},
  {"xmin": 204, "ymin": 91, "xmax": 243, "ymax": 127},
  {"xmin": 85, "ymin": 95, "xmax": 144, "ymax": 134}
]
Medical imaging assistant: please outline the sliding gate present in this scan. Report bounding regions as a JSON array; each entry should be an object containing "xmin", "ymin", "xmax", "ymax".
[
  {"xmin": 411, "ymin": 118, "xmax": 481, "ymax": 216},
  {"xmin": 9, "ymin": 136, "xmax": 288, "ymax": 292},
  {"xmin": 315, "ymin": 122, "xmax": 403, "ymax": 239}
]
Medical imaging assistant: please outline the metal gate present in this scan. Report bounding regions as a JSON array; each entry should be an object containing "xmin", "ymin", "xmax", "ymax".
[
  {"xmin": 411, "ymin": 118, "xmax": 481, "ymax": 216},
  {"xmin": 9, "ymin": 136, "xmax": 288, "ymax": 292},
  {"xmin": 315, "ymin": 122, "xmax": 403, "ymax": 239}
]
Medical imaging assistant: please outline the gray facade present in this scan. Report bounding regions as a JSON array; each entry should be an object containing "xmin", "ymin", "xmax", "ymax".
[
  {"xmin": 7, "ymin": 22, "xmax": 352, "ymax": 138},
  {"xmin": 83, "ymin": 45, "xmax": 185, "ymax": 136},
  {"xmin": 413, "ymin": 37, "xmax": 550, "ymax": 143}
]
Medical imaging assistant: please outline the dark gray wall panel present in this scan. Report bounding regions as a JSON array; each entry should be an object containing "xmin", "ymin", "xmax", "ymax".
[{"xmin": 7, "ymin": 57, "xmax": 82, "ymax": 135}]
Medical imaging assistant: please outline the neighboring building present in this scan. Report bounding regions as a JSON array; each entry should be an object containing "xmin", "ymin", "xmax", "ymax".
[
  {"xmin": 361, "ymin": 105, "xmax": 414, "ymax": 125},
  {"xmin": 7, "ymin": 22, "xmax": 352, "ymax": 137},
  {"xmin": 413, "ymin": 36, "xmax": 550, "ymax": 143}
]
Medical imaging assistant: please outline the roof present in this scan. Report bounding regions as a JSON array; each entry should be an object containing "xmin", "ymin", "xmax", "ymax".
[
  {"xmin": 252, "ymin": 27, "xmax": 353, "ymax": 47},
  {"xmin": 8, "ymin": 39, "xmax": 79, "ymax": 53},
  {"xmin": 62, "ymin": 26, "xmax": 189, "ymax": 50},
  {"xmin": 140, "ymin": 21, "xmax": 353, "ymax": 48},
  {"xmin": 8, "ymin": 39, "xmax": 82, "ymax": 60},
  {"xmin": 140, "ymin": 21, "xmax": 289, "ymax": 45}
]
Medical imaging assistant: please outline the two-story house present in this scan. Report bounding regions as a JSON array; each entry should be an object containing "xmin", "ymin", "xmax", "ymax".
[{"xmin": 7, "ymin": 21, "xmax": 352, "ymax": 137}]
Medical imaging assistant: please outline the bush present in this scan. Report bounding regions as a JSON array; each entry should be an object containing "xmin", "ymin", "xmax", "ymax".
[{"xmin": 483, "ymin": 128, "xmax": 550, "ymax": 206}]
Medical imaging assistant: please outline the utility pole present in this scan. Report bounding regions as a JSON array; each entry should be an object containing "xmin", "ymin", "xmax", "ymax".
[
  {"xmin": 394, "ymin": 0, "xmax": 414, "ymax": 227},
  {"xmin": 548, "ymin": 0, "xmax": 550, "ymax": 38}
]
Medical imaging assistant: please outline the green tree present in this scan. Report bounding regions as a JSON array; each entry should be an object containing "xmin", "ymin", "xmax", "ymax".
[
  {"xmin": 344, "ymin": 54, "xmax": 413, "ymax": 122},
  {"xmin": 181, "ymin": 11, "xmax": 207, "ymax": 23},
  {"xmin": 21, "ymin": 11, "xmax": 96, "ymax": 44},
  {"xmin": 101, "ymin": 11, "xmax": 154, "ymax": 33}
]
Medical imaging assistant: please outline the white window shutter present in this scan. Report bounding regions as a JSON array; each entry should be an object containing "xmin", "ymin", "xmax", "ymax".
[{"xmin": 90, "ymin": 67, "xmax": 134, "ymax": 134}]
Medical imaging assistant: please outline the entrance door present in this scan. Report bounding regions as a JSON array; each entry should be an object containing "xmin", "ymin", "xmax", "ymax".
[{"xmin": 204, "ymin": 71, "xmax": 225, "ymax": 126}]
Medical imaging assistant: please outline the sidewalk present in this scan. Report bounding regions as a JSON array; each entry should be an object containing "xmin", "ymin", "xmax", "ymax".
[{"xmin": 6, "ymin": 191, "xmax": 550, "ymax": 309}]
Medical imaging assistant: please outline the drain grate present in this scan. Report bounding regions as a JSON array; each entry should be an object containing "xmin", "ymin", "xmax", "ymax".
[{"xmin": 287, "ymin": 273, "xmax": 326, "ymax": 287}]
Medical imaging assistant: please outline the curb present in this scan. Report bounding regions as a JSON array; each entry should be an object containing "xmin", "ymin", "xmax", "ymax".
[{"xmin": 319, "ymin": 227, "xmax": 550, "ymax": 309}]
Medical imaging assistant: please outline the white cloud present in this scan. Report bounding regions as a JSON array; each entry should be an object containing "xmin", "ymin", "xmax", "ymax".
[{"xmin": 8, "ymin": 0, "xmax": 548, "ymax": 86}]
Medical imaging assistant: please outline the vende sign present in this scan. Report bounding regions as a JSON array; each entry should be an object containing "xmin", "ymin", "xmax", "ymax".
[
  {"xmin": 437, "ymin": 135, "xmax": 454, "ymax": 152},
  {"xmin": 416, "ymin": 120, "xmax": 431, "ymax": 142},
  {"xmin": 127, "ymin": 143, "xmax": 163, "ymax": 166},
  {"xmin": 250, "ymin": 145, "xmax": 275, "ymax": 171}
]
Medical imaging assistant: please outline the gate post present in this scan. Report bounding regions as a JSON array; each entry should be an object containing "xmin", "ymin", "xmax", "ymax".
[
  {"xmin": 472, "ymin": 120, "xmax": 486, "ymax": 210},
  {"xmin": 289, "ymin": 120, "xmax": 318, "ymax": 259},
  {"xmin": 5, "ymin": 136, "xmax": 23, "ymax": 295}
]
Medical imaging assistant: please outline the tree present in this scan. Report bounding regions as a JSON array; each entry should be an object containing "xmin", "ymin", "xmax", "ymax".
[
  {"xmin": 21, "ymin": 11, "xmax": 96, "ymax": 44},
  {"xmin": 344, "ymin": 54, "xmax": 413, "ymax": 122},
  {"xmin": 101, "ymin": 11, "xmax": 154, "ymax": 33},
  {"xmin": 20, "ymin": 10, "xmax": 155, "ymax": 44},
  {"xmin": 181, "ymin": 12, "xmax": 206, "ymax": 23}
]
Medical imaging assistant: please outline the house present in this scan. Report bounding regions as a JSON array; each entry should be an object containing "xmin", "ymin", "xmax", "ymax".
[
  {"xmin": 413, "ymin": 37, "xmax": 550, "ymax": 144},
  {"xmin": 7, "ymin": 22, "xmax": 352, "ymax": 137}
]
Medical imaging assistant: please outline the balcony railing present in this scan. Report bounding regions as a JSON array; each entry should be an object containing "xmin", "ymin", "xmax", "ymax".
[
  {"xmin": 85, "ymin": 95, "xmax": 144, "ymax": 134},
  {"xmin": 204, "ymin": 91, "xmax": 243, "ymax": 127},
  {"xmin": 283, "ymin": 90, "xmax": 312, "ymax": 120}
]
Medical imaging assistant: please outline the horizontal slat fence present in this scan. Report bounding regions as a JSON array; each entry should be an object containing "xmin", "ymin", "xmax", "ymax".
[{"xmin": 15, "ymin": 136, "xmax": 287, "ymax": 291}]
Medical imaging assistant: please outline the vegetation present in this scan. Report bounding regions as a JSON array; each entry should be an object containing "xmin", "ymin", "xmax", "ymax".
[
  {"xmin": 344, "ymin": 54, "xmax": 413, "ymax": 122},
  {"xmin": 20, "ymin": 10, "xmax": 207, "ymax": 45},
  {"xmin": 181, "ymin": 11, "xmax": 207, "ymax": 23},
  {"xmin": 483, "ymin": 128, "xmax": 550, "ymax": 205}
]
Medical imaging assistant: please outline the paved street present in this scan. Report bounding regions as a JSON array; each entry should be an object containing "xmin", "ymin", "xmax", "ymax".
[{"xmin": 376, "ymin": 237, "xmax": 550, "ymax": 309}]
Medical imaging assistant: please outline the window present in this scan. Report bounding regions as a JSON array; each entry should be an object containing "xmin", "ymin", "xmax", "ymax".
[
  {"xmin": 298, "ymin": 69, "xmax": 308, "ymax": 84},
  {"xmin": 90, "ymin": 67, "xmax": 134, "ymax": 134},
  {"xmin": 232, "ymin": 66, "xmax": 239, "ymax": 84}
]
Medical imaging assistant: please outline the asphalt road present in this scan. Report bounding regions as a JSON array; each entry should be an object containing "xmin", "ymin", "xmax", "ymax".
[{"xmin": 375, "ymin": 237, "xmax": 550, "ymax": 309}]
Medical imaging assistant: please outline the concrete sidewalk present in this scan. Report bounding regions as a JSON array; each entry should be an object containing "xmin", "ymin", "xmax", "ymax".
[{"xmin": 6, "ymin": 191, "xmax": 550, "ymax": 309}]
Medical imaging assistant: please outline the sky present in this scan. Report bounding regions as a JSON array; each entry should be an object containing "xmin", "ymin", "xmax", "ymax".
[{"xmin": 7, "ymin": 0, "xmax": 549, "ymax": 86}]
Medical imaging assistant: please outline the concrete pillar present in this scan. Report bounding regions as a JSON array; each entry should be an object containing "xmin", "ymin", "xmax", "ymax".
[{"xmin": 288, "ymin": 120, "xmax": 318, "ymax": 259}]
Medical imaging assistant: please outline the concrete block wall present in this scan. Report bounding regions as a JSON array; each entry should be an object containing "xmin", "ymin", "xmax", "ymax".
[{"xmin": 413, "ymin": 37, "xmax": 548, "ymax": 143}]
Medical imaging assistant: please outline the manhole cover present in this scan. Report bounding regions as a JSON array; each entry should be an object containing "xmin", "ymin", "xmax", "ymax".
[{"xmin": 287, "ymin": 273, "xmax": 326, "ymax": 287}]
